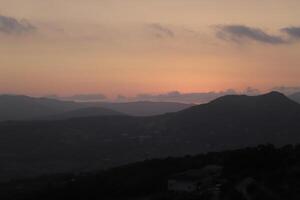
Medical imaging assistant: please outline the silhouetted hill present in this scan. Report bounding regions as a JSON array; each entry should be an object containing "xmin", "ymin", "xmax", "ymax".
[
  {"xmin": 0, "ymin": 95, "xmax": 193, "ymax": 121},
  {"xmin": 169, "ymin": 91, "xmax": 300, "ymax": 147},
  {"xmin": 44, "ymin": 107, "xmax": 125, "ymax": 120},
  {"xmin": 0, "ymin": 95, "xmax": 85, "ymax": 121},
  {"xmin": 83, "ymin": 101, "xmax": 194, "ymax": 116},
  {"xmin": 182, "ymin": 91, "xmax": 298, "ymax": 114},
  {"xmin": 174, "ymin": 91, "xmax": 300, "ymax": 127},
  {"xmin": 289, "ymin": 92, "xmax": 300, "ymax": 104},
  {"xmin": 1, "ymin": 92, "xmax": 300, "ymax": 181}
]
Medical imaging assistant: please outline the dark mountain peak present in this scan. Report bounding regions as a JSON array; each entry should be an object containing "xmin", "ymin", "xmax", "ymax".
[
  {"xmin": 260, "ymin": 91, "xmax": 286, "ymax": 98},
  {"xmin": 256, "ymin": 91, "xmax": 297, "ymax": 106},
  {"xmin": 210, "ymin": 91, "xmax": 291, "ymax": 105},
  {"xmin": 265, "ymin": 91, "xmax": 284, "ymax": 95},
  {"xmin": 210, "ymin": 94, "xmax": 247, "ymax": 103},
  {"xmin": 180, "ymin": 91, "xmax": 299, "ymax": 117}
]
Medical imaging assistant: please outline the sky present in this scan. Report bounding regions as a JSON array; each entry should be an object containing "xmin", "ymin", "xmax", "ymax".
[{"xmin": 0, "ymin": 0, "xmax": 300, "ymax": 99}]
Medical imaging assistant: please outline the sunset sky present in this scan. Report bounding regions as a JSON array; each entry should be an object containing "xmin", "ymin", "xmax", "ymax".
[{"xmin": 1, "ymin": 0, "xmax": 300, "ymax": 98}]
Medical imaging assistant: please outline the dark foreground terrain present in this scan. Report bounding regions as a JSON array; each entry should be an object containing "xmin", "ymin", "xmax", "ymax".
[
  {"xmin": 1, "ymin": 92, "xmax": 300, "ymax": 181},
  {"xmin": 2, "ymin": 144, "xmax": 300, "ymax": 200}
]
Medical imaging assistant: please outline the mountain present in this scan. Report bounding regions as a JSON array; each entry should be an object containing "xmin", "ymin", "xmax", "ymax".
[
  {"xmin": 0, "ymin": 95, "xmax": 193, "ymax": 121},
  {"xmin": 1, "ymin": 91, "xmax": 300, "ymax": 181},
  {"xmin": 175, "ymin": 91, "xmax": 300, "ymax": 128},
  {"xmin": 44, "ymin": 107, "xmax": 125, "ymax": 120},
  {"xmin": 168, "ymin": 91, "xmax": 300, "ymax": 148},
  {"xmin": 0, "ymin": 95, "xmax": 85, "ymax": 121},
  {"xmin": 289, "ymin": 92, "xmax": 300, "ymax": 104},
  {"xmin": 83, "ymin": 101, "xmax": 194, "ymax": 116}
]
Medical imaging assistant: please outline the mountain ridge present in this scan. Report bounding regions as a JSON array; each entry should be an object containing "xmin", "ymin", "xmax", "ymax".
[
  {"xmin": 0, "ymin": 94, "xmax": 193, "ymax": 121},
  {"xmin": 1, "ymin": 91, "xmax": 300, "ymax": 180}
]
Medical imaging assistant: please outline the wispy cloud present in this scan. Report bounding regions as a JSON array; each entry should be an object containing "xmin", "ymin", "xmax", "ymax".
[
  {"xmin": 215, "ymin": 25, "xmax": 287, "ymax": 45},
  {"xmin": 0, "ymin": 15, "xmax": 36, "ymax": 35},
  {"xmin": 147, "ymin": 23, "xmax": 175, "ymax": 38}
]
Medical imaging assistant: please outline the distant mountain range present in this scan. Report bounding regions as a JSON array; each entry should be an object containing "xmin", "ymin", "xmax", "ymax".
[
  {"xmin": 83, "ymin": 101, "xmax": 194, "ymax": 116},
  {"xmin": 1, "ymin": 92, "xmax": 299, "ymax": 121},
  {"xmin": 0, "ymin": 95, "xmax": 84, "ymax": 121},
  {"xmin": 0, "ymin": 95, "xmax": 193, "ymax": 121},
  {"xmin": 1, "ymin": 91, "xmax": 300, "ymax": 181}
]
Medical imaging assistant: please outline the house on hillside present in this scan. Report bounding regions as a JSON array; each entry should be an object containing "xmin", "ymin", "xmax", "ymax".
[{"xmin": 168, "ymin": 165, "xmax": 223, "ymax": 193}]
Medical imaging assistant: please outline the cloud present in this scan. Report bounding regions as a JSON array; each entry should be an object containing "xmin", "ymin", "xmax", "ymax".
[
  {"xmin": 132, "ymin": 90, "xmax": 236, "ymax": 103},
  {"xmin": 0, "ymin": 15, "xmax": 36, "ymax": 35},
  {"xmin": 281, "ymin": 26, "xmax": 300, "ymax": 39},
  {"xmin": 116, "ymin": 88, "xmax": 261, "ymax": 104},
  {"xmin": 216, "ymin": 25, "xmax": 286, "ymax": 45},
  {"xmin": 147, "ymin": 23, "xmax": 175, "ymax": 38},
  {"xmin": 243, "ymin": 87, "xmax": 261, "ymax": 96}
]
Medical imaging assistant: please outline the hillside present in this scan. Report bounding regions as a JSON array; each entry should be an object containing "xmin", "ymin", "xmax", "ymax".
[
  {"xmin": 0, "ymin": 95, "xmax": 193, "ymax": 121},
  {"xmin": 43, "ymin": 107, "xmax": 125, "ymax": 120},
  {"xmin": 0, "ymin": 95, "xmax": 85, "ymax": 121},
  {"xmin": 2, "ymin": 145, "xmax": 300, "ymax": 200},
  {"xmin": 1, "ymin": 92, "xmax": 300, "ymax": 181}
]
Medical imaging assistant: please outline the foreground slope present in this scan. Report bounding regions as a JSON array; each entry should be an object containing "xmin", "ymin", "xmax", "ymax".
[
  {"xmin": 1, "ymin": 92, "xmax": 300, "ymax": 180},
  {"xmin": 43, "ymin": 107, "xmax": 125, "ymax": 120},
  {"xmin": 3, "ymin": 145, "xmax": 300, "ymax": 200}
]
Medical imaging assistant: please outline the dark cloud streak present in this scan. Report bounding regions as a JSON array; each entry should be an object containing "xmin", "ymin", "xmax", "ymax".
[
  {"xmin": 216, "ymin": 25, "xmax": 287, "ymax": 45},
  {"xmin": 281, "ymin": 27, "xmax": 300, "ymax": 39},
  {"xmin": 147, "ymin": 23, "xmax": 174, "ymax": 38},
  {"xmin": 0, "ymin": 15, "xmax": 36, "ymax": 35}
]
